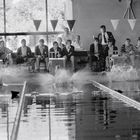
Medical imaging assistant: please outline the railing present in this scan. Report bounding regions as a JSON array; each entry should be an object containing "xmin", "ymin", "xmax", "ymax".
[{"xmin": 10, "ymin": 81, "xmax": 27, "ymax": 140}]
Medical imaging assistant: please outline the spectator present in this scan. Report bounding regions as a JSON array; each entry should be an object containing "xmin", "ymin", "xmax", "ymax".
[
  {"xmin": 57, "ymin": 37, "xmax": 66, "ymax": 57},
  {"xmin": 61, "ymin": 27, "xmax": 75, "ymax": 44},
  {"xmin": 89, "ymin": 38, "xmax": 103, "ymax": 71},
  {"xmin": 72, "ymin": 35, "xmax": 83, "ymax": 50},
  {"xmin": 134, "ymin": 37, "xmax": 140, "ymax": 55},
  {"xmin": 0, "ymin": 40, "xmax": 13, "ymax": 64},
  {"xmin": 106, "ymin": 39, "xmax": 118, "ymax": 71},
  {"xmin": 63, "ymin": 40, "xmax": 75, "ymax": 71},
  {"xmin": 98, "ymin": 25, "xmax": 115, "ymax": 70},
  {"xmin": 98, "ymin": 25, "xmax": 115, "ymax": 46},
  {"xmin": 35, "ymin": 39, "xmax": 49, "ymax": 72},
  {"xmin": 50, "ymin": 41, "xmax": 61, "ymax": 58},
  {"xmin": 120, "ymin": 38, "xmax": 135, "ymax": 67},
  {"xmin": 16, "ymin": 39, "xmax": 32, "ymax": 64}
]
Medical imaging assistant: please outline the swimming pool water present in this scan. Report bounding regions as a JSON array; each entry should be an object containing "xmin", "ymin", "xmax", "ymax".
[{"xmin": 0, "ymin": 83, "xmax": 140, "ymax": 140}]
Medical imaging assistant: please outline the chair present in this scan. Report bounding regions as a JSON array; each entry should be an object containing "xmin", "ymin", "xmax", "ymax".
[{"xmin": 49, "ymin": 52, "xmax": 66, "ymax": 74}]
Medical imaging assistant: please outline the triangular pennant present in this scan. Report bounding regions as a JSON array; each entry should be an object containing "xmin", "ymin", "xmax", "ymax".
[
  {"xmin": 33, "ymin": 20, "xmax": 41, "ymax": 31},
  {"xmin": 67, "ymin": 20, "xmax": 76, "ymax": 31},
  {"xmin": 111, "ymin": 19, "xmax": 120, "ymax": 31},
  {"xmin": 50, "ymin": 20, "xmax": 58, "ymax": 31},
  {"xmin": 128, "ymin": 19, "xmax": 136, "ymax": 30},
  {"xmin": 11, "ymin": 91, "xmax": 20, "ymax": 99}
]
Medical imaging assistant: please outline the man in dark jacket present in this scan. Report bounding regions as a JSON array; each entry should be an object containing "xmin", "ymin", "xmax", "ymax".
[
  {"xmin": 50, "ymin": 41, "xmax": 62, "ymax": 58},
  {"xmin": 16, "ymin": 39, "xmax": 32, "ymax": 64},
  {"xmin": 98, "ymin": 25, "xmax": 115, "ymax": 46},
  {"xmin": 62, "ymin": 40, "xmax": 75, "ymax": 71},
  {"xmin": 35, "ymin": 39, "xmax": 49, "ymax": 72},
  {"xmin": 57, "ymin": 37, "xmax": 66, "ymax": 57},
  {"xmin": 90, "ymin": 38, "xmax": 104, "ymax": 71},
  {"xmin": 98, "ymin": 25, "xmax": 115, "ymax": 70}
]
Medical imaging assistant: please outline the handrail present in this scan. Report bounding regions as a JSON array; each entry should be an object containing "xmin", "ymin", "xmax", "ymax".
[{"xmin": 10, "ymin": 81, "xmax": 27, "ymax": 140}]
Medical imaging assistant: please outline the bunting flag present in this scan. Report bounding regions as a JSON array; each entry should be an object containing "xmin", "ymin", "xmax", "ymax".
[
  {"xmin": 67, "ymin": 20, "xmax": 76, "ymax": 31},
  {"xmin": 33, "ymin": 20, "xmax": 41, "ymax": 31},
  {"xmin": 110, "ymin": 19, "xmax": 120, "ymax": 31},
  {"xmin": 50, "ymin": 20, "xmax": 58, "ymax": 31},
  {"xmin": 128, "ymin": 19, "xmax": 136, "ymax": 30}
]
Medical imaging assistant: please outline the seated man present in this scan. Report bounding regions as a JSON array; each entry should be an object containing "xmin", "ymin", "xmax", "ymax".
[
  {"xmin": 0, "ymin": 40, "xmax": 13, "ymax": 64},
  {"xmin": 106, "ymin": 39, "xmax": 118, "ymax": 71},
  {"xmin": 98, "ymin": 25, "xmax": 115, "ymax": 46},
  {"xmin": 35, "ymin": 39, "xmax": 49, "ymax": 72},
  {"xmin": 120, "ymin": 38, "xmax": 135, "ymax": 67},
  {"xmin": 57, "ymin": 37, "xmax": 66, "ymax": 57},
  {"xmin": 62, "ymin": 40, "xmax": 75, "ymax": 71},
  {"xmin": 16, "ymin": 39, "xmax": 32, "ymax": 64},
  {"xmin": 89, "ymin": 38, "xmax": 103, "ymax": 72},
  {"xmin": 134, "ymin": 37, "xmax": 140, "ymax": 55},
  {"xmin": 72, "ymin": 35, "xmax": 83, "ymax": 50},
  {"xmin": 50, "ymin": 41, "xmax": 62, "ymax": 58}
]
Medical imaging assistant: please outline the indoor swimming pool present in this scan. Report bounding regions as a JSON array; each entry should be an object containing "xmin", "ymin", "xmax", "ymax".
[{"xmin": 0, "ymin": 82, "xmax": 140, "ymax": 140}]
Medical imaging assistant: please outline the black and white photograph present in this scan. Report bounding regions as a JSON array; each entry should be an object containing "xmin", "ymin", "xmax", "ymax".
[{"xmin": 0, "ymin": 0, "xmax": 140, "ymax": 140}]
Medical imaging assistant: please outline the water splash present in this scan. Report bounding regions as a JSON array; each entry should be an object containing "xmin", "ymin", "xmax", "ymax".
[
  {"xmin": 38, "ymin": 69, "xmax": 93, "ymax": 93},
  {"xmin": 107, "ymin": 65, "xmax": 140, "ymax": 82}
]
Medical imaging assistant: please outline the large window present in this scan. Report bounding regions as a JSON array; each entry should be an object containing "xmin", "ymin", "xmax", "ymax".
[
  {"xmin": 5, "ymin": 0, "xmax": 46, "ymax": 32},
  {"xmin": 48, "ymin": 0, "xmax": 73, "ymax": 31},
  {"xmin": 0, "ymin": 0, "xmax": 73, "ymax": 50},
  {"xmin": 0, "ymin": 0, "xmax": 4, "ymax": 33}
]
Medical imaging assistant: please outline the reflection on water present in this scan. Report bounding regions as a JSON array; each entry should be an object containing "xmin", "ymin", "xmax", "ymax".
[{"xmin": 1, "ymin": 83, "xmax": 140, "ymax": 140}]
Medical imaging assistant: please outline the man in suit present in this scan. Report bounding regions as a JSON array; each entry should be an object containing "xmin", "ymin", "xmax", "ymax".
[
  {"xmin": 98, "ymin": 25, "xmax": 115, "ymax": 46},
  {"xmin": 57, "ymin": 37, "xmax": 66, "ymax": 57},
  {"xmin": 98, "ymin": 25, "xmax": 115, "ymax": 70},
  {"xmin": 35, "ymin": 39, "xmax": 49, "ymax": 72},
  {"xmin": 90, "ymin": 38, "xmax": 104, "ymax": 71},
  {"xmin": 50, "ymin": 41, "xmax": 62, "ymax": 58},
  {"xmin": 16, "ymin": 39, "xmax": 32, "ymax": 64}
]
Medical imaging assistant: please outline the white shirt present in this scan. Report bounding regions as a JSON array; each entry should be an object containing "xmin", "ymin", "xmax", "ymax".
[
  {"xmin": 101, "ymin": 32, "xmax": 109, "ymax": 45},
  {"xmin": 60, "ymin": 32, "xmax": 75, "ymax": 44},
  {"xmin": 21, "ymin": 46, "xmax": 27, "ymax": 57},
  {"xmin": 72, "ymin": 41, "xmax": 83, "ymax": 50}
]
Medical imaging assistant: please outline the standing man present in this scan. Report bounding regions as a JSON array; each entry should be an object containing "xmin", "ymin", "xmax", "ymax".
[
  {"xmin": 98, "ymin": 25, "xmax": 115, "ymax": 70},
  {"xmin": 98, "ymin": 25, "xmax": 115, "ymax": 46},
  {"xmin": 35, "ymin": 39, "xmax": 49, "ymax": 72}
]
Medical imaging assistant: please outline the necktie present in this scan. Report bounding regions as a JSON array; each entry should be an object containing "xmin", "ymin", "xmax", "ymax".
[{"xmin": 103, "ymin": 34, "xmax": 107, "ymax": 43}]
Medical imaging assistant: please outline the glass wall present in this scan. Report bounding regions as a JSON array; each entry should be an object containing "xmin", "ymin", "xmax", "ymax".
[
  {"xmin": 0, "ymin": 0, "xmax": 73, "ymax": 50},
  {"xmin": 5, "ymin": 0, "xmax": 46, "ymax": 32},
  {"xmin": 0, "ymin": 0, "xmax": 4, "ymax": 33}
]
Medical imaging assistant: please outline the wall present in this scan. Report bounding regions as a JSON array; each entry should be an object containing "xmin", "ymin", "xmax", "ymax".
[{"xmin": 73, "ymin": 0, "xmax": 140, "ymax": 50}]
